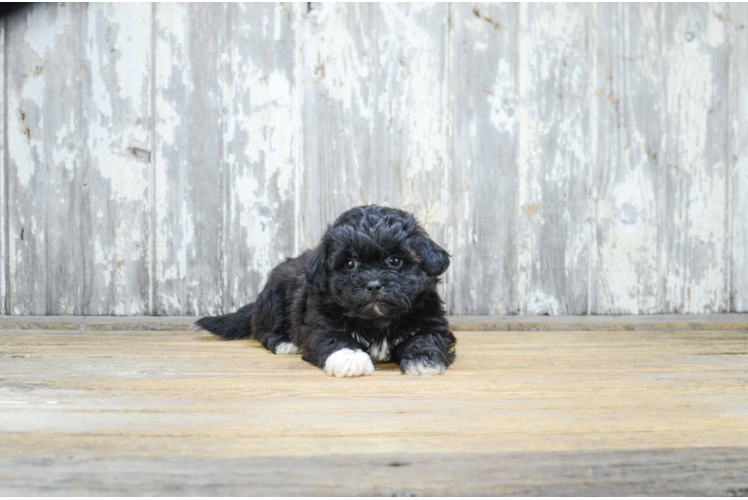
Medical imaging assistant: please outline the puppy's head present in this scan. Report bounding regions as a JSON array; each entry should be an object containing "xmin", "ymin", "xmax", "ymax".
[{"xmin": 304, "ymin": 205, "xmax": 449, "ymax": 320}]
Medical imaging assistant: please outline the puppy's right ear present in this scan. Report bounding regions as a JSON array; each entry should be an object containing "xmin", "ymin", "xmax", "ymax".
[{"xmin": 304, "ymin": 244, "xmax": 328, "ymax": 292}]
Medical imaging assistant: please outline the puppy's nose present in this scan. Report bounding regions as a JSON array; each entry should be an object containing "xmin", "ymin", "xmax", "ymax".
[{"xmin": 366, "ymin": 280, "xmax": 382, "ymax": 294}]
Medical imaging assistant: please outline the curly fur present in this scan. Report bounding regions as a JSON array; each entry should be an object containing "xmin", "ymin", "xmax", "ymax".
[{"xmin": 193, "ymin": 205, "xmax": 456, "ymax": 376}]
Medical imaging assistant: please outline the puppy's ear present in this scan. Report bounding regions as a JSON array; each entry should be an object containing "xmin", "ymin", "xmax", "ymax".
[
  {"xmin": 413, "ymin": 231, "xmax": 450, "ymax": 276},
  {"xmin": 304, "ymin": 244, "xmax": 328, "ymax": 292}
]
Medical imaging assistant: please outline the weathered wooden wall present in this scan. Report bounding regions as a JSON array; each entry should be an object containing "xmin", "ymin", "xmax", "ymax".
[{"xmin": 2, "ymin": 3, "xmax": 747, "ymax": 316}]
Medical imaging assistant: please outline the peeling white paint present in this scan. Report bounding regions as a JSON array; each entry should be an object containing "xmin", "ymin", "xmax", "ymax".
[
  {"xmin": 83, "ymin": 3, "xmax": 152, "ymax": 315},
  {"xmin": 227, "ymin": 66, "xmax": 294, "ymax": 194},
  {"xmin": 731, "ymin": 4, "xmax": 748, "ymax": 312},
  {"xmin": 9, "ymin": 99, "xmax": 41, "ymax": 189},
  {"xmin": 703, "ymin": 4, "xmax": 726, "ymax": 47},
  {"xmin": 516, "ymin": 4, "xmax": 589, "ymax": 314},
  {"xmin": 487, "ymin": 60, "xmax": 517, "ymax": 135},
  {"xmin": 95, "ymin": 239, "xmax": 111, "ymax": 289},
  {"xmin": 153, "ymin": 2, "xmax": 192, "ymax": 314},
  {"xmin": 661, "ymin": 5, "xmax": 728, "ymax": 313},
  {"xmin": 526, "ymin": 290, "xmax": 561, "ymax": 316},
  {"xmin": 233, "ymin": 173, "xmax": 274, "ymax": 280},
  {"xmin": 24, "ymin": 4, "xmax": 70, "ymax": 58},
  {"xmin": 95, "ymin": 152, "xmax": 148, "ymax": 202},
  {"xmin": 304, "ymin": 4, "xmax": 369, "ymax": 119},
  {"xmin": 4, "ymin": 3, "xmax": 745, "ymax": 316},
  {"xmin": 378, "ymin": 4, "xmax": 447, "ymax": 180}
]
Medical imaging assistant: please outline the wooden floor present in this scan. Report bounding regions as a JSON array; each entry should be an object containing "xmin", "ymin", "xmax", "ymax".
[{"xmin": 1, "ymin": 317, "xmax": 747, "ymax": 495}]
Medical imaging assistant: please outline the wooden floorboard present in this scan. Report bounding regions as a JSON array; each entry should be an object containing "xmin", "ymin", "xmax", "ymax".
[
  {"xmin": 1, "ymin": 321, "xmax": 747, "ymax": 495},
  {"xmin": 2, "ymin": 313, "xmax": 748, "ymax": 331}
]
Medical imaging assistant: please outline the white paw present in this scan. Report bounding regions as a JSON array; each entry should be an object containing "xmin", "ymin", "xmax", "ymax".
[
  {"xmin": 274, "ymin": 342, "xmax": 301, "ymax": 355},
  {"xmin": 402, "ymin": 360, "xmax": 446, "ymax": 376},
  {"xmin": 324, "ymin": 349, "xmax": 375, "ymax": 377},
  {"xmin": 188, "ymin": 322, "xmax": 203, "ymax": 331}
]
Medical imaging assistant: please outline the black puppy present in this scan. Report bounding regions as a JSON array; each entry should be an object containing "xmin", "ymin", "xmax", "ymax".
[{"xmin": 192, "ymin": 205, "xmax": 456, "ymax": 377}]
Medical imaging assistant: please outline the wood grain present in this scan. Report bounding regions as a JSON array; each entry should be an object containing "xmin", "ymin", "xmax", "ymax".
[
  {"xmin": 6, "ymin": 4, "xmax": 151, "ymax": 315},
  {"xmin": 1, "ymin": 313, "xmax": 748, "ymax": 332},
  {"xmin": 1, "ymin": 324, "xmax": 747, "ymax": 494},
  {"xmin": 2, "ymin": 448, "xmax": 748, "ymax": 496},
  {"xmin": 0, "ymin": 18, "xmax": 5, "ymax": 313},
  {"xmin": 152, "ymin": 3, "xmax": 301, "ymax": 316},
  {"xmin": 7, "ymin": 4, "xmax": 87, "ymax": 314},
  {"xmin": 591, "ymin": 4, "xmax": 662, "ymax": 314},
  {"xmin": 153, "ymin": 4, "xmax": 227, "ymax": 315},
  {"xmin": 300, "ymin": 3, "xmax": 450, "ymax": 255},
  {"xmin": 2, "ymin": 3, "xmax": 747, "ymax": 316},
  {"xmin": 82, "ymin": 3, "xmax": 152, "ymax": 315},
  {"xmin": 660, "ymin": 4, "xmax": 730, "ymax": 314},
  {"xmin": 731, "ymin": 4, "xmax": 748, "ymax": 312},
  {"xmin": 222, "ymin": 3, "xmax": 299, "ymax": 311},
  {"xmin": 447, "ymin": 3, "xmax": 519, "ymax": 315},
  {"xmin": 515, "ymin": 4, "xmax": 591, "ymax": 315}
]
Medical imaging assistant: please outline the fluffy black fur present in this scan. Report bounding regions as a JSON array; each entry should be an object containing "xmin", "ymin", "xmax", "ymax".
[{"xmin": 193, "ymin": 205, "xmax": 456, "ymax": 376}]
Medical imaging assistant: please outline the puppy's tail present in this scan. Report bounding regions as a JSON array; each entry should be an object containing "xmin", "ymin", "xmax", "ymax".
[{"xmin": 190, "ymin": 303, "xmax": 254, "ymax": 340}]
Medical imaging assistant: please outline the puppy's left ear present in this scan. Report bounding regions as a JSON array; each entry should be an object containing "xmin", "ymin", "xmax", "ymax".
[
  {"xmin": 413, "ymin": 232, "xmax": 450, "ymax": 276},
  {"xmin": 304, "ymin": 244, "xmax": 329, "ymax": 292}
]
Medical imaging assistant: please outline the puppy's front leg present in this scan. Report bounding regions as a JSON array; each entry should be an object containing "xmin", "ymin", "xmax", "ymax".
[
  {"xmin": 395, "ymin": 321, "xmax": 456, "ymax": 376},
  {"xmin": 302, "ymin": 331, "xmax": 374, "ymax": 378}
]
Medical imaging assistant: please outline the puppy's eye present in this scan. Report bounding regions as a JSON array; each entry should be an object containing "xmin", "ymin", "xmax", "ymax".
[
  {"xmin": 344, "ymin": 259, "xmax": 357, "ymax": 270},
  {"xmin": 387, "ymin": 257, "xmax": 403, "ymax": 269}
]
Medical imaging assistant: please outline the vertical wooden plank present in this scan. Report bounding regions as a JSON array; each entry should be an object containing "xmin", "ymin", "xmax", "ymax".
[
  {"xmin": 300, "ymin": 4, "xmax": 450, "ymax": 259},
  {"xmin": 7, "ymin": 4, "xmax": 86, "ymax": 314},
  {"xmin": 446, "ymin": 4, "xmax": 518, "ymax": 315},
  {"xmin": 0, "ymin": 18, "xmax": 6, "ymax": 313},
  {"xmin": 660, "ymin": 4, "xmax": 729, "ymax": 313},
  {"xmin": 6, "ymin": 4, "xmax": 151, "ymax": 315},
  {"xmin": 153, "ymin": 4, "xmax": 226, "ymax": 315},
  {"xmin": 590, "ymin": 4, "xmax": 662, "ymax": 314},
  {"xmin": 731, "ymin": 4, "xmax": 748, "ymax": 312},
  {"xmin": 515, "ymin": 4, "xmax": 590, "ymax": 315},
  {"xmin": 82, "ymin": 3, "xmax": 152, "ymax": 315},
  {"xmin": 222, "ymin": 3, "xmax": 299, "ymax": 311}
]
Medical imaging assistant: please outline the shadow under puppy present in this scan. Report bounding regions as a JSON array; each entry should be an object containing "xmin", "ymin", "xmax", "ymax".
[{"xmin": 193, "ymin": 205, "xmax": 456, "ymax": 377}]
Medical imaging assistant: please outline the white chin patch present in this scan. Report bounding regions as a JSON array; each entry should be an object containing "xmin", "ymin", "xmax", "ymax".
[
  {"xmin": 403, "ymin": 361, "xmax": 446, "ymax": 376},
  {"xmin": 324, "ymin": 349, "xmax": 375, "ymax": 377},
  {"xmin": 274, "ymin": 342, "xmax": 301, "ymax": 355}
]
